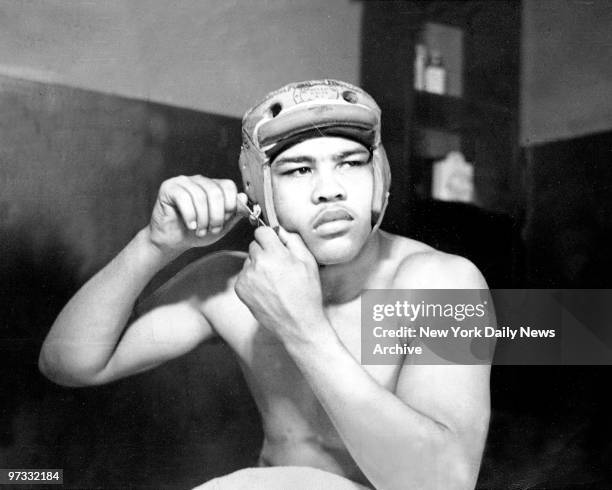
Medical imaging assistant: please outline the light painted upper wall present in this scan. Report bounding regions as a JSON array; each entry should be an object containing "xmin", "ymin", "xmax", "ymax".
[
  {"xmin": 0, "ymin": 0, "xmax": 362, "ymax": 117},
  {"xmin": 521, "ymin": 0, "xmax": 612, "ymax": 145}
]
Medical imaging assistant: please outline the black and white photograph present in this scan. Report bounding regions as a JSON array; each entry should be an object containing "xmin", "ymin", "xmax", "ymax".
[{"xmin": 1, "ymin": 1, "xmax": 611, "ymax": 488}]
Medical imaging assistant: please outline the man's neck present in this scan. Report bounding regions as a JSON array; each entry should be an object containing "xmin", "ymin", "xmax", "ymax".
[{"xmin": 318, "ymin": 231, "xmax": 382, "ymax": 305}]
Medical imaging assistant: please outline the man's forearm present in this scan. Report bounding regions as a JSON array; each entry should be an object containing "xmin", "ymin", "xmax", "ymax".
[
  {"xmin": 39, "ymin": 227, "xmax": 181, "ymax": 385},
  {"xmin": 283, "ymin": 322, "xmax": 474, "ymax": 490}
]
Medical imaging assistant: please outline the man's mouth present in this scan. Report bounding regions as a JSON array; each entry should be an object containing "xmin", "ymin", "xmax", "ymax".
[{"xmin": 312, "ymin": 208, "xmax": 354, "ymax": 230}]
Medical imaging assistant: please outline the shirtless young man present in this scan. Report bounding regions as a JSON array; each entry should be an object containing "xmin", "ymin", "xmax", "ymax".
[{"xmin": 39, "ymin": 80, "xmax": 491, "ymax": 490}]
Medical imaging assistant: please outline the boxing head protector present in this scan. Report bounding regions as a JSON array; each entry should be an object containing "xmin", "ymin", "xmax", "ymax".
[{"xmin": 239, "ymin": 79, "xmax": 391, "ymax": 231}]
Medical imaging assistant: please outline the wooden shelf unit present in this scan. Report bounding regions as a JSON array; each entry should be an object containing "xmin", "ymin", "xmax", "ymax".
[{"xmin": 360, "ymin": 0, "xmax": 522, "ymax": 224}]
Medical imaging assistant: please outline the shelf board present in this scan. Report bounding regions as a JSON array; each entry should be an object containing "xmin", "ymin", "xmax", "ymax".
[{"xmin": 413, "ymin": 91, "xmax": 513, "ymax": 132}]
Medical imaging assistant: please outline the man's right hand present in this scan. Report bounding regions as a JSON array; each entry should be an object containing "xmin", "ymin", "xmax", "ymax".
[
  {"xmin": 148, "ymin": 175, "xmax": 247, "ymax": 255},
  {"xmin": 40, "ymin": 174, "xmax": 242, "ymax": 387}
]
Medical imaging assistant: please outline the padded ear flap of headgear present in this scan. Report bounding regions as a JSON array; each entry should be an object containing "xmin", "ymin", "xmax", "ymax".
[
  {"xmin": 239, "ymin": 136, "xmax": 279, "ymax": 228},
  {"xmin": 371, "ymin": 143, "xmax": 391, "ymax": 230},
  {"xmin": 238, "ymin": 139, "xmax": 257, "ymax": 204}
]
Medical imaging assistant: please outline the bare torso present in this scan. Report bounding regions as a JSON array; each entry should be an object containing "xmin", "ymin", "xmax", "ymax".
[{"xmin": 196, "ymin": 231, "xmax": 432, "ymax": 487}]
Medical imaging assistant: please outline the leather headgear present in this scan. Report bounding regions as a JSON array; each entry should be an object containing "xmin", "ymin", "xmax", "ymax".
[{"xmin": 239, "ymin": 79, "xmax": 391, "ymax": 231}]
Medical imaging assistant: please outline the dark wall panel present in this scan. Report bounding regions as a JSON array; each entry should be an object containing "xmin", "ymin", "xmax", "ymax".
[
  {"xmin": 0, "ymin": 75, "xmax": 260, "ymax": 488},
  {"xmin": 477, "ymin": 131, "xmax": 612, "ymax": 489},
  {"xmin": 523, "ymin": 130, "xmax": 612, "ymax": 288}
]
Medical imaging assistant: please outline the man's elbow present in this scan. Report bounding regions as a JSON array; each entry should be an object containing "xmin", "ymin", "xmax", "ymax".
[
  {"xmin": 389, "ymin": 434, "xmax": 482, "ymax": 490},
  {"xmin": 38, "ymin": 345, "xmax": 101, "ymax": 388},
  {"xmin": 438, "ymin": 423, "xmax": 489, "ymax": 489},
  {"xmin": 441, "ymin": 455, "xmax": 482, "ymax": 490}
]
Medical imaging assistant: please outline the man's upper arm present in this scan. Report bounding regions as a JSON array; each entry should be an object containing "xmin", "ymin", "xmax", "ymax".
[
  {"xmin": 392, "ymin": 253, "xmax": 492, "ymax": 465},
  {"xmin": 92, "ymin": 254, "xmax": 236, "ymax": 384}
]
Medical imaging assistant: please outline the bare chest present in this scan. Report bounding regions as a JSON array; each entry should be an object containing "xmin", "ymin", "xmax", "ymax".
[
  {"xmin": 212, "ymin": 295, "xmax": 402, "ymax": 433},
  {"xmin": 202, "ymin": 264, "xmax": 402, "ymax": 481}
]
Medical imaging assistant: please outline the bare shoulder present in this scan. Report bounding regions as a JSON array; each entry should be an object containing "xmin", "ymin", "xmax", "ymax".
[
  {"xmin": 378, "ymin": 230, "xmax": 488, "ymax": 289},
  {"xmin": 138, "ymin": 250, "xmax": 246, "ymax": 311}
]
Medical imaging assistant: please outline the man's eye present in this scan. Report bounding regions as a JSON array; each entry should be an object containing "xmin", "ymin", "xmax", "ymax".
[
  {"xmin": 284, "ymin": 167, "xmax": 311, "ymax": 176},
  {"xmin": 341, "ymin": 160, "xmax": 368, "ymax": 167}
]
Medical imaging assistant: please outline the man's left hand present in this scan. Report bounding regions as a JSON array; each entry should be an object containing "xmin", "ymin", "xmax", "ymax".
[{"xmin": 234, "ymin": 226, "xmax": 329, "ymax": 343}]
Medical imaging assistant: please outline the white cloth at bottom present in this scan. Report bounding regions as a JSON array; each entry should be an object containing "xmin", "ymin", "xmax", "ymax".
[{"xmin": 192, "ymin": 466, "xmax": 372, "ymax": 490}]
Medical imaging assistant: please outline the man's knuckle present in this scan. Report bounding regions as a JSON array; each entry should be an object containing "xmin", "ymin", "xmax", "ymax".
[
  {"xmin": 223, "ymin": 179, "xmax": 238, "ymax": 192},
  {"xmin": 159, "ymin": 179, "xmax": 175, "ymax": 193},
  {"xmin": 227, "ymin": 183, "xmax": 239, "ymax": 197},
  {"xmin": 194, "ymin": 175, "xmax": 213, "ymax": 188},
  {"xmin": 174, "ymin": 175, "xmax": 189, "ymax": 184}
]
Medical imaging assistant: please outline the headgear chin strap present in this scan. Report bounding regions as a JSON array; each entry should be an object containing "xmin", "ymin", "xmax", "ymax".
[{"xmin": 239, "ymin": 79, "xmax": 391, "ymax": 232}]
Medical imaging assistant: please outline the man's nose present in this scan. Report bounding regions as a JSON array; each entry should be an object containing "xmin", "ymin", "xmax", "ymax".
[{"xmin": 311, "ymin": 171, "xmax": 347, "ymax": 203}]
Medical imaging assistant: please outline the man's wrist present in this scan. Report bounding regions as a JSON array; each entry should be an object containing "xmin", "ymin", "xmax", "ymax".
[
  {"xmin": 281, "ymin": 312, "xmax": 339, "ymax": 355},
  {"xmin": 134, "ymin": 227, "xmax": 185, "ymax": 267}
]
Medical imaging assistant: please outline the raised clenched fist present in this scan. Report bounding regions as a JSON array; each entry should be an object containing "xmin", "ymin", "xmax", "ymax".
[{"xmin": 148, "ymin": 175, "xmax": 248, "ymax": 255}]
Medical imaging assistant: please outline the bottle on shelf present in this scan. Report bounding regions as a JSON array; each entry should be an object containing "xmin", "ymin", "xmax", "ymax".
[
  {"xmin": 431, "ymin": 151, "xmax": 475, "ymax": 204},
  {"xmin": 424, "ymin": 50, "xmax": 447, "ymax": 95}
]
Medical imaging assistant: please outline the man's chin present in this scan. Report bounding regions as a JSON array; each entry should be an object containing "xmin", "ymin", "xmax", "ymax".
[{"xmin": 308, "ymin": 239, "xmax": 364, "ymax": 266}]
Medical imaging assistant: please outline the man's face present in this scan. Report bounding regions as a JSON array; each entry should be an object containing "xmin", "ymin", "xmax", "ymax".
[{"xmin": 270, "ymin": 136, "xmax": 374, "ymax": 265}]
